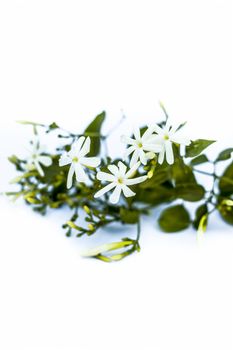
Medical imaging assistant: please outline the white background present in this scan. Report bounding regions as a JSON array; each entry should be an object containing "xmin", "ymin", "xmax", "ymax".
[{"xmin": 0, "ymin": 1, "xmax": 233, "ymax": 349}]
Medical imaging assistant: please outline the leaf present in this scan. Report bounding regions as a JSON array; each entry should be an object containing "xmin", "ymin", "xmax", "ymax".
[
  {"xmin": 84, "ymin": 111, "xmax": 106, "ymax": 156},
  {"xmin": 42, "ymin": 157, "xmax": 64, "ymax": 184},
  {"xmin": 8, "ymin": 155, "xmax": 25, "ymax": 171},
  {"xmin": 171, "ymin": 162, "xmax": 197, "ymax": 184},
  {"xmin": 190, "ymin": 154, "xmax": 209, "ymax": 166},
  {"xmin": 193, "ymin": 204, "xmax": 208, "ymax": 229},
  {"xmin": 218, "ymin": 200, "xmax": 233, "ymax": 225},
  {"xmin": 48, "ymin": 122, "xmax": 59, "ymax": 131},
  {"xmin": 175, "ymin": 121, "xmax": 187, "ymax": 132},
  {"xmin": 140, "ymin": 165, "xmax": 170, "ymax": 188},
  {"xmin": 216, "ymin": 148, "xmax": 233, "ymax": 162},
  {"xmin": 218, "ymin": 162, "xmax": 233, "ymax": 196},
  {"xmin": 185, "ymin": 139, "xmax": 216, "ymax": 158},
  {"xmin": 158, "ymin": 204, "xmax": 190, "ymax": 232},
  {"xmin": 136, "ymin": 185, "xmax": 175, "ymax": 205},
  {"xmin": 120, "ymin": 207, "xmax": 139, "ymax": 224},
  {"xmin": 175, "ymin": 183, "xmax": 205, "ymax": 202}
]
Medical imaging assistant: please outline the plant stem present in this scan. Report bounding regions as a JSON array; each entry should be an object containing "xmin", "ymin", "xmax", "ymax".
[{"xmin": 136, "ymin": 218, "xmax": 141, "ymax": 242}]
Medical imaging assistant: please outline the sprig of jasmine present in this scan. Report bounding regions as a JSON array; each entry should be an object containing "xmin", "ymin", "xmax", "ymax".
[{"xmin": 7, "ymin": 106, "xmax": 233, "ymax": 262}]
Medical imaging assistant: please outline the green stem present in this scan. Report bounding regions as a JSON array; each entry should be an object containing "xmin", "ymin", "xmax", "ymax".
[{"xmin": 136, "ymin": 218, "xmax": 141, "ymax": 242}]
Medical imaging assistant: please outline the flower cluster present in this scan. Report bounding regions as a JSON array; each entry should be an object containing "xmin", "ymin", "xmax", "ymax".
[
  {"xmin": 9, "ymin": 109, "xmax": 232, "ymax": 262},
  {"xmin": 56, "ymin": 119, "xmax": 191, "ymax": 203}
]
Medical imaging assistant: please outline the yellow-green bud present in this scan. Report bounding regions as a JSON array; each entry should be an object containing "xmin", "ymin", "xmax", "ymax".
[
  {"xmin": 83, "ymin": 205, "xmax": 91, "ymax": 214},
  {"xmin": 88, "ymin": 224, "xmax": 95, "ymax": 231}
]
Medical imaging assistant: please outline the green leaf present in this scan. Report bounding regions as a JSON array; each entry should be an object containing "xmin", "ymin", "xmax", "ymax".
[
  {"xmin": 175, "ymin": 121, "xmax": 187, "ymax": 132},
  {"xmin": 8, "ymin": 155, "xmax": 25, "ymax": 171},
  {"xmin": 193, "ymin": 204, "xmax": 208, "ymax": 229},
  {"xmin": 158, "ymin": 204, "xmax": 190, "ymax": 232},
  {"xmin": 136, "ymin": 185, "xmax": 175, "ymax": 205},
  {"xmin": 42, "ymin": 156, "xmax": 63, "ymax": 183},
  {"xmin": 216, "ymin": 148, "xmax": 233, "ymax": 162},
  {"xmin": 175, "ymin": 183, "xmax": 205, "ymax": 202},
  {"xmin": 140, "ymin": 165, "xmax": 170, "ymax": 188},
  {"xmin": 120, "ymin": 207, "xmax": 139, "ymax": 224},
  {"xmin": 185, "ymin": 139, "xmax": 216, "ymax": 158},
  {"xmin": 218, "ymin": 162, "xmax": 233, "ymax": 196},
  {"xmin": 171, "ymin": 162, "xmax": 197, "ymax": 184},
  {"xmin": 48, "ymin": 122, "xmax": 59, "ymax": 131},
  {"xmin": 218, "ymin": 200, "xmax": 233, "ymax": 225},
  {"xmin": 190, "ymin": 154, "xmax": 209, "ymax": 166},
  {"xmin": 84, "ymin": 111, "xmax": 106, "ymax": 156}
]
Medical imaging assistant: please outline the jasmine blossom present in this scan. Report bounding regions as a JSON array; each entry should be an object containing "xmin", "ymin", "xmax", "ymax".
[
  {"xmin": 59, "ymin": 136, "xmax": 100, "ymax": 189},
  {"xmin": 152, "ymin": 120, "xmax": 191, "ymax": 164},
  {"xmin": 121, "ymin": 127, "xmax": 162, "ymax": 167},
  {"xmin": 94, "ymin": 161, "xmax": 147, "ymax": 203},
  {"xmin": 26, "ymin": 139, "xmax": 52, "ymax": 177}
]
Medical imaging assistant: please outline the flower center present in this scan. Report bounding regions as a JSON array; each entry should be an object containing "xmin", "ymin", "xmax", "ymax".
[
  {"xmin": 137, "ymin": 141, "xmax": 143, "ymax": 148},
  {"xmin": 164, "ymin": 134, "xmax": 169, "ymax": 140},
  {"xmin": 72, "ymin": 157, "xmax": 79, "ymax": 163},
  {"xmin": 117, "ymin": 177, "xmax": 124, "ymax": 184}
]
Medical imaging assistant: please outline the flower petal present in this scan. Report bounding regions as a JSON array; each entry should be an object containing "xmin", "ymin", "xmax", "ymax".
[
  {"xmin": 123, "ymin": 145, "xmax": 135, "ymax": 160},
  {"xmin": 67, "ymin": 164, "xmax": 75, "ymax": 189},
  {"xmin": 96, "ymin": 171, "xmax": 115, "ymax": 182},
  {"xmin": 158, "ymin": 148, "xmax": 165, "ymax": 164},
  {"xmin": 125, "ymin": 161, "xmax": 141, "ymax": 178},
  {"xmin": 141, "ymin": 125, "xmax": 155, "ymax": 141},
  {"xmin": 108, "ymin": 164, "xmax": 119, "ymax": 176},
  {"xmin": 81, "ymin": 157, "xmax": 101, "ymax": 168},
  {"xmin": 72, "ymin": 136, "xmax": 85, "ymax": 153},
  {"xmin": 170, "ymin": 135, "xmax": 191, "ymax": 146},
  {"xmin": 94, "ymin": 182, "xmax": 116, "ymax": 198},
  {"xmin": 139, "ymin": 150, "xmax": 147, "ymax": 165},
  {"xmin": 164, "ymin": 119, "xmax": 171, "ymax": 132},
  {"xmin": 153, "ymin": 124, "xmax": 164, "ymax": 135},
  {"xmin": 38, "ymin": 155, "xmax": 52, "ymax": 167},
  {"xmin": 109, "ymin": 185, "xmax": 122, "ymax": 204},
  {"xmin": 121, "ymin": 135, "xmax": 136, "ymax": 145},
  {"xmin": 125, "ymin": 175, "xmax": 147, "ymax": 186},
  {"xmin": 79, "ymin": 137, "xmax": 91, "ymax": 157},
  {"xmin": 118, "ymin": 161, "xmax": 127, "ymax": 175},
  {"xmin": 34, "ymin": 159, "xmax": 44, "ymax": 177},
  {"xmin": 59, "ymin": 154, "xmax": 72, "ymax": 167},
  {"xmin": 133, "ymin": 127, "xmax": 141, "ymax": 140},
  {"xmin": 165, "ymin": 140, "xmax": 174, "ymax": 164},
  {"xmin": 143, "ymin": 143, "xmax": 162, "ymax": 153},
  {"xmin": 130, "ymin": 149, "xmax": 139, "ymax": 167},
  {"xmin": 74, "ymin": 163, "xmax": 88, "ymax": 183},
  {"xmin": 122, "ymin": 184, "xmax": 135, "ymax": 197}
]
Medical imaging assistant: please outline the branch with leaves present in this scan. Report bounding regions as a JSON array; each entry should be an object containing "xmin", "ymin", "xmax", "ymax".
[{"xmin": 6, "ymin": 107, "xmax": 233, "ymax": 262}]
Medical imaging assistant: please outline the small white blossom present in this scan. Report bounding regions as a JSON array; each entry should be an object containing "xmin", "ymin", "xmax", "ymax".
[
  {"xmin": 152, "ymin": 120, "xmax": 191, "ymax": 165},
  {"xmin": 121, "ymin": 127, "xmax": 162, "ymax": 167},
  {"xmin": 94, "ymin": 161, "xmax": 147, "ymax": 204},
  {"xmin": 26, "ymin": 139, "xmax": 52, "ymax": 177},
  {"xmin": 59, "ymin": 136, "xmax": 101, "ymax": 189}
]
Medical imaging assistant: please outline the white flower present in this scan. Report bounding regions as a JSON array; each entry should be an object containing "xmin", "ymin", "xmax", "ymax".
[
  {"xmin": 121, "ymin": 127, "xmax": 162, "ymax": 167},
  {"xmin": 153, "ymin": 120, "xmax": 191, "ymax": 165},
  {"xmin": 59, "ymin": 136, "xmax": 101, "ymax": 189},
  {"xmin": 94, "ymin": 161, "xmax": 147, "ymax": 204},
  {"xmin": 26, "ymin": 139, "xmax": 52, "ymax": 176}
]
